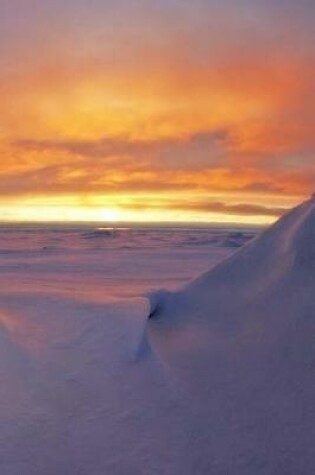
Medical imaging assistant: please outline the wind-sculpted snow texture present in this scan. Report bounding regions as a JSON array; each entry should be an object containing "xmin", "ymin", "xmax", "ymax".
[{"xmin": 0, "ymin": 199, "xmax": 314, "ymax": 474}]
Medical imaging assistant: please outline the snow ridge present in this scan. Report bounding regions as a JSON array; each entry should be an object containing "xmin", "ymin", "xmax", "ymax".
[{"xmin": 149, "ymin": 196, "xmax": 315, "ymax": 319}]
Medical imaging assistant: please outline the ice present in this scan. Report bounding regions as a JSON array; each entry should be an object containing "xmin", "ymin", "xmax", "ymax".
[{"xmin": 0, "ymin": 225, "xmax": 257, "ymax": 298}]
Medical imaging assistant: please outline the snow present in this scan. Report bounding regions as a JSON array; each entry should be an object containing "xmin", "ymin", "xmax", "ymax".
[
  {"xmin": 0, "ymin": 198, "xmax": 314, "ymax": 474},
  {"xmin": 0, "ymin": 225, "xmax": 255, "ymax": 298}
]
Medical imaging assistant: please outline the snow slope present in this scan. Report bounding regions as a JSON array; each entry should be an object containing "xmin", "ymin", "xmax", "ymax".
[{"xmin": 0, "ymin": 198, "xmax": 314, "ymax": 474}]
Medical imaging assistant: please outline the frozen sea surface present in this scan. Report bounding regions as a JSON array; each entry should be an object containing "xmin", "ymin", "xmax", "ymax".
[{"xmin": 0, "ymin": 224, "xmax": 259, "ymax": 299}]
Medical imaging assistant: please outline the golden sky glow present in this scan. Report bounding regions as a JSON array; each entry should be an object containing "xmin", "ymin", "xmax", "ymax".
[{"xmin": 0, "ymin": 1, "xmax": 314, "ymax": 223}]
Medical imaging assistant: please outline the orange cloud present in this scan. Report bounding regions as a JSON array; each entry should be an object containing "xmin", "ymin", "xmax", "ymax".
[{"xmin": 0, "ymin": 0, "xmax": 313, "ymax": 222}]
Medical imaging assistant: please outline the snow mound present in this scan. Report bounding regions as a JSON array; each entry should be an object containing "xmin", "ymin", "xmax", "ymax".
[
  {"xmin": 145, "ymin": 196, "xmax": 315, "ymax": 473},
  {"xmin": 149, "ymin": 195, "xmax": 315, "ymax": 320}
]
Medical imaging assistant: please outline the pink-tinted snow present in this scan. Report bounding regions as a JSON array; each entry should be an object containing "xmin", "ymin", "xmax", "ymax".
[{"xmin": 0, "ymin": 198, "xmax": 314, "ymax": 474}]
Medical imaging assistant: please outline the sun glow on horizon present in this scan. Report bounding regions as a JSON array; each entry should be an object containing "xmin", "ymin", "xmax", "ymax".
[{"xmin": 0, "ymin": 192, "xmax": 303, "ymax": 226}]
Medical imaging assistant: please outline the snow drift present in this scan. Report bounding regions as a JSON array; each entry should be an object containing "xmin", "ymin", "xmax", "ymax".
[
  {"xmin": 149, "ymin": 194, "xmax": 314, "ymax": 319},
  {"xmin": 0, "ymin": 197, "xmax": 314, "ymax": 474}
]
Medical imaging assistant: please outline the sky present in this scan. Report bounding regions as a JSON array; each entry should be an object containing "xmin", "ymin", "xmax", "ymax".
[{"xmin": 0, "ymin": 0, "xmax": 314, "ymax": 224}]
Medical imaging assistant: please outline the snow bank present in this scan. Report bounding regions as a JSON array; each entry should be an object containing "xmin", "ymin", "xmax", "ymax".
[{"xmin": 0, "ymin": 197, "xmax": 314, "ymax": 474}]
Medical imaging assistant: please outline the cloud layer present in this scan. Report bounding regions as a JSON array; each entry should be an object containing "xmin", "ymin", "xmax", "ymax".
[{"xmin": 0, "ymin": 0, "xmax": 314, "ymax": 222}]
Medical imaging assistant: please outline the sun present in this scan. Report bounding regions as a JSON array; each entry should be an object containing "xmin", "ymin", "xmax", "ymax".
[{"xmin": 98, "ymin": 208, "xmax": 121, "ymax": 222}]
